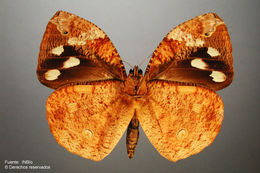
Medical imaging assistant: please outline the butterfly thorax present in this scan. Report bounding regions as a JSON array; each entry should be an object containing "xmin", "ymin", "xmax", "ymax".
[{"xmin": 124, "ymin": 66, "xmax": 147, "ymax": 97}]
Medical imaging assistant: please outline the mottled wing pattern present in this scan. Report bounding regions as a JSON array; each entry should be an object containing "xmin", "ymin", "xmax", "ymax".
[
  {"xmin": 46, "ymin": 80, "xmax": 134, "ymax": 161},
  {"xmin": 137, "ymin": 81, "xmax": 224, "ymax": 162},
  {"xmin": 37, "ymin": 11, "xmax": 126, "ymax": 89},
  {"xmin": 145, "ymin": 13, "xmax": 233, "ymax": 91}
]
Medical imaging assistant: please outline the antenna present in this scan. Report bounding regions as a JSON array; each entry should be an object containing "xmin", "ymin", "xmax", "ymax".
[
  {"xmin": 138, "ymin": 53, "xmax": 153, "ymax": 68},
  {"xmin": 122, "ymin": 60, "xmax": 134, "ymax": 69}
]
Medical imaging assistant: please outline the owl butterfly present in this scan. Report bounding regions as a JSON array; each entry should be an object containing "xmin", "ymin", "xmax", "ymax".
[{"xmin": 37, "ymin": 11, "xmax": 233, "ymax": 162}]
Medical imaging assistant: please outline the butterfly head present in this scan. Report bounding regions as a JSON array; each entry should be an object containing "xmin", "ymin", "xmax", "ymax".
[
  {"xmin": 129, "ymin": 66, "xmax": 143, "ymax": 78},
  {"xmin": 124, "ymin": 66, "xmax": 146, "ymax": 96}
]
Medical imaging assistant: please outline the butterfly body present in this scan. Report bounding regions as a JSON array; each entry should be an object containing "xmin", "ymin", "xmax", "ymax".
[{"xmin": 37, "ymin": 11, "xmax": 233, "ymax": 162}]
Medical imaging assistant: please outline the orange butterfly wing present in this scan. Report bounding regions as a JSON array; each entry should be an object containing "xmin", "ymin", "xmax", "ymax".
[
  {"xmin": 145, "ymin": 13, "xmax": 233, "ymax": 91},
  {"xmin": 138, "ymin": 13, "xmax": 233, "ymax": 161},
  {"xmin": 37, "ymin": 11, "xmax": 126, "ymax": 89},
  {"xmin": 37, "ymin": 11, "xmax": 133, "ymax": 161},
  {"xmin": 46, "ymin": 80, "xmax": 134, "ymax": 161},
  {"xmin": 137, "ymin": 81, "xmax": 224, "ymax": 162}
]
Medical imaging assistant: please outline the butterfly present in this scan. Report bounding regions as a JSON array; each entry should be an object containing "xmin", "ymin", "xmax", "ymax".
[{"xmin": 37, "ymin": 11, "xmax": 233, "ymax": 162}]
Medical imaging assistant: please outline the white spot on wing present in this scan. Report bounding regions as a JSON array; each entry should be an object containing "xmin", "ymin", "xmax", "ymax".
[
  {"xmin": 167, "ymin": 28, "xmax": 205, "ymax": 47},
  {"xmin": 45, "ymin": 69, "xmax": 61, "ymax": 81},
  {"xmin": 63, "ymin": 57, "xmax": 80, "ymax": 68},
  {"xmin": 186, "ymin": 38, "xmax": 205, "ymax": 47},
  {"xmin": 191, "ymin": 58, "xmax": 208, "ymax": 70},
  {"xmin": 89, "ymin": 27, "xmax": 106, "ymax": 39},
  {"xmin": 68, "ymin": 37, "xmax": 86, "ymax": 46},
  {"xmin": 207, "ymin": 47, "xmax": 220, "ymax": 57},
  {"xmin": 67, "ymin": 28, "xmax": 105, "ymax": 46},
  {"xmin": 51, "ymin": 45, "xmax": 64, "ymax": 55},
  {"xmin": 167, "ymin": 28, "xmax": 185, "ymax": 41},
  {"xmin": 195, "ymin": 38, "xmax": 205, "ymax": 46},
  {"xmin": 210, "ymin": 71, "xmax": 226, "ymax": 82}
]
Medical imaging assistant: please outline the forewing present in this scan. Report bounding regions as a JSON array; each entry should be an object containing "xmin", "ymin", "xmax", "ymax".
[
  {"xmin": 145, "ymin": 13, "xmax": 233, "ymax": 91},
  {"xmin": 37, "ymin": 11, "xmax": 126, "ymax": 89},
  {"xmin": 137, "ymin": 81, "xmax": 224, "ymax": 162},
  {"xmin": 46, "ymin": 80, "xmax": 134, "ymax": 161}
]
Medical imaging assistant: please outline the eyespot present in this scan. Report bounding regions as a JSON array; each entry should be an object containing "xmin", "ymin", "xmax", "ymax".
[
  {"xmin": 138, "ymin": 69, "xmax": 143, "ymax": 75},
  {"xmin": 63, "ymin": 31, "xmax": 68, "ymax": 34},
  {"xmin": 204, "ymin": 33, "xmax": 209, "ymax": 36}
]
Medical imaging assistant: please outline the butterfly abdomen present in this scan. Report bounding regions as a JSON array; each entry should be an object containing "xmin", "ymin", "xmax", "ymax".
[{"xmin": 126, "ymin": 112, "xmax": 139, "ymax": 159}]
